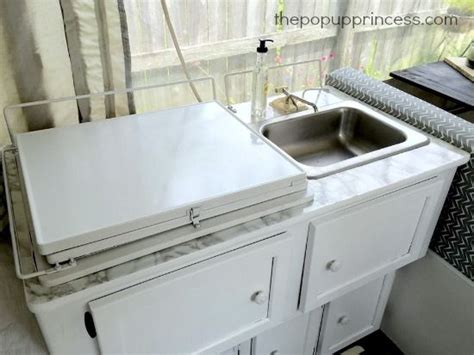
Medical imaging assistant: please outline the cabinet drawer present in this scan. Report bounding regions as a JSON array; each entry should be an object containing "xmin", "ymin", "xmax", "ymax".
[
  {"xmin": 301, "ymin": 179, "xmax": 442, "ymax": 311},
  {"xmin": 89, "ymin": 233, "xmax": 291, "ymax": 354},
  {"xmin": 252, "ymin": 309, "xmax": 323, "ymax": 355},
  {"xmin": 318, "ymin": 276, "xmax": 393, "ymax": 354}
]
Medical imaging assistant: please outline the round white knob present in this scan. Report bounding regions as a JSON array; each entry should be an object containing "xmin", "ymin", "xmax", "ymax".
[
  {"xmin": 326, "ymin": 260, "xmax": 341, "ymax": 272},
  {"xmin": 338, "ymin": 315, "xmax": 350, "ymax": 325},
  {"xmin": 252, "ymin": 290, "xmax": 267, "ymax": 305}
]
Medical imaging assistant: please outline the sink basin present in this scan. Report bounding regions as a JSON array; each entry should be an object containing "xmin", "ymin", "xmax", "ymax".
[{"xmin": 261, "ymin": 101, "xmax": 429, "ymax": 178}]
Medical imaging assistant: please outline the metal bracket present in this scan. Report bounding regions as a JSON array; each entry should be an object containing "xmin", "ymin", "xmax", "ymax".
[
  {"xmin": 2, "ymin": 146, "xmax": 78, "ymax": 280},
  {"xmin": 189, "ymin": 207, "xmax": 201, "ymax": 228},
  {"xmin": 223, "ymin": 58, "xmax": 322, "ymax": 106},
  {"xmin": 3, "ymin": 76, "xmax": 217, "ymax": 146},
  {"xmin": 226, "ymin": 105, "xmax": 237, "ymax": 113}
]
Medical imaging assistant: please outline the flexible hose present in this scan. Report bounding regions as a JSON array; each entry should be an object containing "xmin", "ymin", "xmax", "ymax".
[{"xmin": 160, "ymin": 0, "xmax": 202, "ymax": 102}]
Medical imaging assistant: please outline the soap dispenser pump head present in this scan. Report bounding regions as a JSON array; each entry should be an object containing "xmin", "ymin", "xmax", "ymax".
[{"xmin": 257, "ymin": 39, "xmax": 274, "ymax": 53}]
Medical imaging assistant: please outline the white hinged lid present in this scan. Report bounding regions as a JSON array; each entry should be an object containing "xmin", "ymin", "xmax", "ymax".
[{"xmin": 16, "ymin": 102, "xmax": 306, "ymax": 257}]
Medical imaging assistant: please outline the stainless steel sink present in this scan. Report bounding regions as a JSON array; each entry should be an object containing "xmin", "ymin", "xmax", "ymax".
[{"xmin": 260, "ymin": 101, "xmax": 429, "ymax": 178}]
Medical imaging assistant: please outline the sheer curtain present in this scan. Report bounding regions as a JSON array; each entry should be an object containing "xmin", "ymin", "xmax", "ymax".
[
  {"xmin": 0, "ymin": 0, "xmax": 78, "ymax": 145},
  {"xmin": 61, "ymin": 0, "xmax": 135, "ymax": 120},
  {"xmin": 0, "ymin": 0, "xmax": 133, "ymax": 147},
  {"xmin": 123, "ymin": 0, "xmax": 473, "ymax": 112},
  {"xmin": 0, "ymin": 0, "xmax": 133, "ymax": 228},
  {"xmin": 0, "ymin": 0, "xmax": 471, "ymax": 143}
]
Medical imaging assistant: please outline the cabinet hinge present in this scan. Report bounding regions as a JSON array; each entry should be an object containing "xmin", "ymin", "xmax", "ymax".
[{"xmin": 189, "ymin": 207, "xmax": 201, "ymax": 228}]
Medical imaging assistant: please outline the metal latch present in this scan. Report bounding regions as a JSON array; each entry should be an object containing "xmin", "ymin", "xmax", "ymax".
[{"xmin": 189, "ymin": 207, "xmax": 201, "ymax": 228}]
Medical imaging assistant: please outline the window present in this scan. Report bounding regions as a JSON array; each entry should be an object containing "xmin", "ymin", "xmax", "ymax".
[{"xmin": 123, "ymin": 0, "xmax": 471, "ymax": 111}]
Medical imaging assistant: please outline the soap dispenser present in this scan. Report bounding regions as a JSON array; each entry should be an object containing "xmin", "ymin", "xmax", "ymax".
[{"xmin": 251, "ymin": 39, "xmax": 274, "ymax": 121}]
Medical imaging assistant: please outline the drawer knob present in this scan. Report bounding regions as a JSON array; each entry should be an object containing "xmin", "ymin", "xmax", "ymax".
[
  {"xmin": 326, "ymin": 260, "xmax": 342, "ymax": 272},
  {"xmin": 338, "ymin": 315, "xmax": 350, "ymax": 325},
  {"xmin": 252, "ymin": 290, "xmax": 267, "ymax": 305}
]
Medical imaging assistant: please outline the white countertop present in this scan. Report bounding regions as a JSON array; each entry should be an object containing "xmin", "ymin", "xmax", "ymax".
[{"xmin": 0, "ymin": 88, "xmax": 469, "ymax": 353}]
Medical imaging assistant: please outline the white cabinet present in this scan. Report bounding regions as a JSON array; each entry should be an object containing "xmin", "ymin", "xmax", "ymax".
[
  {"xmin": 88, "ymin": 233, "xmax": 292, "ymax": 354},
  {"xmin": 220, "ymin": 341, "xmax": 252, "ymax": 355},
  {"xmin": 317, "ymin": 275, "xmax": 394, "ymax": 355},
  {"xmin": 27, "ymin": 174, "xmax": 450, "ymax": 355},
  {"xmin": 252, "ymin": 309, "xmax": 323, "ymax": 355},
  {"xmin": 83, "ymin": 178, "xmax": 443, "ymax": 354},
  {"xmin": 300, "ymin": 178, "xmax": 444, "ymax": 311},
  {"xmin": 237, "ymin": 276, "xmax": 392, "ymax": 355}
]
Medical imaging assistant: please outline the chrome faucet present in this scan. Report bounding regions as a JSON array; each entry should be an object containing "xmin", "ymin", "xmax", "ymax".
[
  {"xmin": 303, "ymin": 87, "xmax": 330, "ymax": 109},
  {"xmin": 275, "ymin": 86, "xmax": 318, "ymax": 112}
]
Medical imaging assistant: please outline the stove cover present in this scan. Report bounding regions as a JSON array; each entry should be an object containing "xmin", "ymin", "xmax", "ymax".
[{"xmin": 16, "ymin": 102, "xmax": 306, "ymax": 256}]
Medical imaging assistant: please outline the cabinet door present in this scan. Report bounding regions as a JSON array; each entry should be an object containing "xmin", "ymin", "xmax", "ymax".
[
  {"xmin": 301, "ymin": 178, "xmax": 443, "ymax": 311},
  {"xmin": 252, "ymin": 309, "xmax": 323, "ymax": 355},
  {"xmin": 89, "ymin": 233, "xmax": 291, "ymax": 354},
  {"xmin": 317, "ymin": 275, "xmax": 394, "ymax": 355}
]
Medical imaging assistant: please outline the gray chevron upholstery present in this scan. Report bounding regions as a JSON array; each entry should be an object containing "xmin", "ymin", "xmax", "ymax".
[{"xmin": 327, "ymin": 68, "xmax": 473, "ymax": 281}]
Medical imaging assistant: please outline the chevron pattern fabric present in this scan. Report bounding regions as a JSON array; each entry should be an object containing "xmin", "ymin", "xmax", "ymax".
[
  {"xmin": 432, "ymin": 159, "xmax": 474, "ymax": 279},
  {"xmin": 327, "ymin": 68, "xmax": 474, "ymax": 281}
]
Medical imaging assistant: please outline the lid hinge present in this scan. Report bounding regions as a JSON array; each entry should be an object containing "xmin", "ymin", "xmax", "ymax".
[{"xmin": 189, "ymin": 207, "xmax": 201, "ymax": 228}]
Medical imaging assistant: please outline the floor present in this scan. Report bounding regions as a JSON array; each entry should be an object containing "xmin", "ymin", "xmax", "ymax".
[
  {"xmin": 335, "ymin": 331, "xmax": 404, "ymax": 355},
  {"xmin": 0, "ymin": 231, "xmax": 47, "ymax": 354}
]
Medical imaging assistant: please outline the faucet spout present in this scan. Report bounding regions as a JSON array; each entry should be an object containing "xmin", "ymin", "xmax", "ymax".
[{"xmin": 275, "ymin": 87, "xmax": 318, "ymax": 112}]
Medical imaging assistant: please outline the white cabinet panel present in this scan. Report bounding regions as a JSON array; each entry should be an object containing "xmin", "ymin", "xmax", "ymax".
[
  {"xmin": 221, "ymin": 341, "xmax": 252, "ymax": 355},
  {"xmin": 301, "ymin": 179, "xmax": 443, "ymax": 310},
  {"xmin": 318, "ymin": 275, "xmax": 394, "ymax": 355},
  {"xmin": 252, "ymin": 309, "xmax": 323, "ymax": 355},
  {"xmin": 89, "ymin": 233, "xmax": 291, "ymax": 354}
]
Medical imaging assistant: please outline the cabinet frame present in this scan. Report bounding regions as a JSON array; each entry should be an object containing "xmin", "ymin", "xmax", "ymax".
[
  {"xmin": 88, "ymin": 232, "xmax": 294, "ymax": 354},
  {"xmin": 316, "ymin": 274, "xmax": 395, "ymax": 355},
  {"xmin": 300, "ymin": 177, "xmax": 445, "ymax": 312}
]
